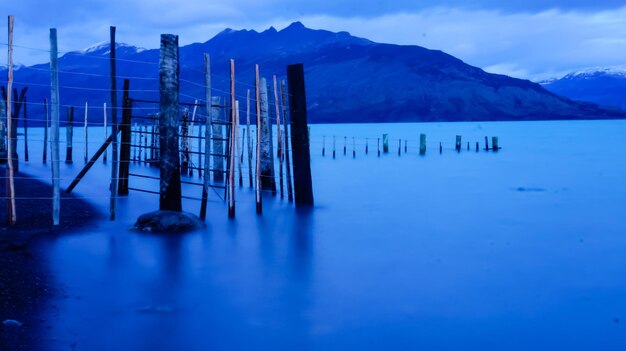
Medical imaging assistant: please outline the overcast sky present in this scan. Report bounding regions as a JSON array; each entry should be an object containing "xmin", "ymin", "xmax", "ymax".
[{"xmin": 1, "ymin": 0, "xmax": 626, "ymax": 81}]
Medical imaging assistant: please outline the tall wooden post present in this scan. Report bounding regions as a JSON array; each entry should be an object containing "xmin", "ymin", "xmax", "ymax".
[
  {"xmin": 109, "ymin": 26, "xmax": 119, "ymax": 220},
  {"xmin": 83, "ymin": 101, "xmax": 88, "ymax": 162},
  {"xmin": 212, "ymin": 96, "xmax": 224, "ymax": 182},
  {"xmin": 0, "ymin": 89, "xmax": 5, "ymax": 160},
  {"xmin": 419, "ymin": 133, "xmax": 426, "ymax": 155},
  {"xmin": 103, "ymin": 102, "xmax": 107, "ymax": 163},
  {"xmin": 6, "ymin": 15, "xmax": 16, "ymax": 225},
  {"xmin": 255, "ymin": 65, "xmax": 262, "ymax": 214},
  {"xmin": 273, "ymin": 76, "xmax": 284, "ymax": 198},
  {"xmin": 65, "ymin": 106, "xmax": 74, "ymax": 163},
  {"xmin": 159, "ymin": 34, "xmax": 182, "ymax": 212},
  {"xmin": 287, "ymin": 64, "xmax": 314, "ymax": 206},
  {"xmin": 246, "ymin": 89, "xmax": 253, "ymax": 188},
  {"xmin": 259, "ymin": 77, "xmax": 276, "ymax": 194},
  {"xmin": 455, "ymin": 135, "xmax": 461, "ymax": 152},
  {"xmin": 484, "ymin": 136, "xmax": 489, "ymax": 151},
  {"xmin": 118, "ymin": 79, "xmax": 131, "ymax": 195},
  {"xmin": 200, "ymin": 53, "xmax": 211, "ymax": 220},
  {"xmin": 280, "ymin": 80, "xmax": 293, "ymax": 202},
  {"xmin": 50, "ymin": 28, "xmax": 60, "ymax": 226},
  {"xmin": 228, "ymin": 59, "xmax": 236, "ymax": 218},
  {"xmin": 43, "ymin": 98, "xmax": 48, "ymax": 163},
  {"xmin": 236, "ymin": 101, "xmax": 243, "ymax": 187},
  {"xmin": 23, "ymin": 96, "xmax": 28, "ymax": 162}
]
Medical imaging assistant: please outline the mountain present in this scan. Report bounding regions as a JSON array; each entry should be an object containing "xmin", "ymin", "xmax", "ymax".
[
  {"xmin": 1, "ymin": 22, "xmax": 624, "ymax": 126},
  {"xmin": 540, "ymin": 68, "xmax": 626, "ymax": 110}
]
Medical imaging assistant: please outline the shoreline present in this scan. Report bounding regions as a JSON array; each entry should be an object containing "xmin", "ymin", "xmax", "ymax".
[{"xmin": 0, "ymin": 167, "xmax": 102, "ymax": 350}]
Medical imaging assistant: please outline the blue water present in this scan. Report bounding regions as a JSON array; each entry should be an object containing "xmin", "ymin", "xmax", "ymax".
[{"xmin": 14, "ymin": 120, "xmax": 626, "ymax": 350}]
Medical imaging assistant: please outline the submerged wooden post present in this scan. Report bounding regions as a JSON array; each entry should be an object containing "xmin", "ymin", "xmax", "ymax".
[
  {"xmin": 287, "ymin": 63, "xmax": 314, "ymax": 206},
  {"xmin": 404, "ymin": 140, "xmax": 407, "ymax": 154},
  {"xmin": 159, "ymin": 33, "xmax": 182, "ymax": 212},
  {"xmin": 65, "ymin": 106, "xmax": 74, "ymax": 163},
  {"xmin": 43, "ymin": 98, "xmax": 48, "ymax": 163},
  {"xmin": 228, "ymin": 59, "xmax": 236, "ymax": 218},
  {"xmin": 322, "ymin": 135, "xmax": 326, "ymax": 156},
  {"xmin": 254, "ymin": 65, "xmax": 262, "ymax": 213},
  {"xmin": 6, "ymin": 15, "xmax": 16, "ymax": 225},
  {"xmin": 353, "ymin": 137, "xmax": 356, "ymax": 158},
  {"xmin": 50, "ymin": 27, "xmax": 60, "ymax": 226},
  {"xmin": 439, "ymin": 142, "xmax": 442, "ymax": 154},
  {"xmin": 476, "ymin": 141, "xmax": 479, "ymax": 152},
  {"xmin": 280, "ymin": 80, "xmax": 293, "ymax": 202},
  {"xmin": 103, "ymin": 102, "xmax": 107, "ymax": 163},
  {"xmin": 332, "ymin": 136, "xmax": 336, "ymax": 158},
  {"xmin": 118, "ymin": 79, "xmax": 131, "ymax": 195},
  {"xmin": 455, "ymin": 135, "xmax": 461, "ymax": 152},
  {"xmin": 365, "ymin": 138, "xmax": 369, "ymax": 154},
  {"xmin": 83, "ymin": 101, "xmax": 88, "ymax": 162},
  {"xmin": 383, "ymin": 133, "xmax": 389, "ymax": 153},
  {"xmin": 398, "ymin": 138, "xmax": 401, "ymax": 156},
  {"xmin": 377, "ymin": 138, "xmax": 380, "ymax": 157},
  {"xmin": 467, "ymin": 141, "xmax": 470, "ymax": 151},
  {"xmin": 259, "ymin": 77, "xmax": 276, "ymax": 194},
  {"xmin": 419, "ymin": 133, "xmax": 426, "ymax": 155},
  {"xmin": 343, "ymin": 136, "xmax": 347, "ymax": 156},
  {"xmin": 246, "ymin": 89, "xmax": 253, "ymax": 188},
  {"xmin": 23, "ymin": 97, "xmax": 28, "ymax": 162},
  {"xmin": 200, "ymin": 53, "xmax": 211, "ymax": 220},
  {"xmin": 109, "ymin": 26, "xmax": 119, "ymax": 220},
  {"xmin": 492, "ymin": 137, "xmax": 499, "ymax": 151},
  {"xmin": 484, "ymin": 136, "xmax": 489, "ymax": 151}
]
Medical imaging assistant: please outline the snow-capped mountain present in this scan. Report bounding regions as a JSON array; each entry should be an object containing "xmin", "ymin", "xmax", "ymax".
[{"xmin": 541, "ymin": 67, "xmax": 626, "ymax": 110}]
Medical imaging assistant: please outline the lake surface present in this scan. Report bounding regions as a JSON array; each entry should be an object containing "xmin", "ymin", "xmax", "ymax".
[{"xmin": 14, "ymin": 120, "xmax": 626, "ymax": 350}]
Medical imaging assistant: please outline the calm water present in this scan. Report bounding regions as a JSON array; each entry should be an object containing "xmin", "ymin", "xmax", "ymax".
[{"xmin": 14, "ymin": 120, "xmax": 626, "ymax": 350}]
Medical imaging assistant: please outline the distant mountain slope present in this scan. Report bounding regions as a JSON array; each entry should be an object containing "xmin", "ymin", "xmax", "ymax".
[
  {"xmin": 541, "ymin": 68, "xmax": 626, "ymax": 110},
  {"xmin": 1, "ymin": 22, "xmax": 624, "ymax": 125}
]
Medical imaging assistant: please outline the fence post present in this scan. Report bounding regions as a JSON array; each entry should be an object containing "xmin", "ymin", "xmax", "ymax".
[
  {"xmin": 383, "ymin": 134, "xmax": 389, "ymax": 153},
  {"xmin": 419, "ymin": 133, "xmax": 426, "ymax": 155},
  {"xmin": 255, "ymin": 65, "xmax": 262, "ymax": 213},
  {"xmin": 280, "ymin": 80, "xmax": 294, "ymax": 202},
  {"xmin": 84, "ymin": 101, "xmax": 88, "ymax": 162},
  {"xmin": 159, "ymin": 33, "xmax": 182, "ymax": 212},
  {"xmin": 50, "ymin": 28, "xmax": 60, "ymax": 226},
  {"xmin": 212, "ymin": 96, "xmax": 224, "ymax": 182},
  {"xmin": 65, "ymin": 106, "xmax": 73, "ymax": 163},
  {"xmin": 43, "ymin": 98, "xmax": 48, "ymax": 163},
  {"xmin": 109, "ymin": 26, "xmax": 119, "ymax": 220},
  {"xmin": 455, "ymin": 135, "xmax": 461, "ymax": 152},
  {"xmin": 103, "ymin": 102, "xmax": 107, "ymax": 163},
  {"xmin": 6, "ymin": 15, "xmax": 16, "ymax": 225},
  {"xmin": 246, "ymin": 89, "xmax": 253, "ymax": 188},
  {"xmin": 287, "ymin": 63, "xmax": 314, "ymax": 206},
  {"xmin": 200, "ymin": 53, "xmax": 211, "ymax": 220},
  {"xmin": 259, "ymin": 77, "xmax": 276, "ymax": 194},
  {"xmin": 23, "ymin": 96, "xmax": 28, "ymax": 162},
  {"xmin": 484, "ymin": 136, "xmax": 489, "ymax": 151},
  {"xmin": 118, "ymin": 79, "xmax": 131, "ymax": 195},
  {"xmin": 492, "ymin": 137, "xmax": 499, "ymax": 151},
  {"xmin": 274, "ymin": 76, "xmax": 284, "ymax": 198},
  {"xmin": 228, "ymin": 59, "xmax": 236, "ymax": 218}
]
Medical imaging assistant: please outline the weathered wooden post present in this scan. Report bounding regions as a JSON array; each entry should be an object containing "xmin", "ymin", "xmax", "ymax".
[
  {"xmin": 189, "ymin": 100, "xmax": 198, "ymax": 176},
  {"xmin": 118, "ymin": 79, "xmax": 131, "ymax": 195},
  {"xmin": 455, "ymin": 135, "xmax": 461, "ymax": 152},
  {"xmin": 23, "ymin": 96, "xmax": 28, "ymax": 162},
  {"xmin": 377, "ymin": 138, "xmax": 380, "ymax": 157},
  {"xmin": 43, "ymin": 98, "xmax": 48, "ymax": 163},
  {"xmin": 0, "ymin": 90, "xmax": 5, "ymax": 162},
  {"xmin": 102, "ymin": 102, "xmax": 107, "ymax": 163},
  {"xmin": 439, "ymin": 142, "xmax": 442, "ymax": 154},
  {"xmin": 287, "ymin": 63, "xmax": 314, "ymax": 206},
  {"xmin": 383, "ymin": 133, "xmax": 389, "ymax": 153},
  {"xmin": 322, "ymin": 135, "xmax": 326, "ymax": 156},
  {"xmin": 109, "ymin": 26, "xmax": 119, "ymax": 220},
  {"xmin": 228, "ymin": 59, "xmax": 236, "ymax": 218},
  {"xmin": 212, "ymin": 96, "xmax": 224, "ymax": 182},
  {"xmin": 332, "ymin": 136, "xmax": 336, "ymax": 158},
  {"xmin": 404, "ymin": 140, "xmax": 407, "ymax": 154},
  {"xmin": 181, "ymin": 109, "xmax": 190, "ymax": 175},
  {"xmin": 419, "ymin": 133, "xmax": 426, "ymax": 155},
  {"xmin": 246, "ymin": 89, "xmax": 253, "ymax": 188},
  {"xmin": 484, "ymin": 136, "xmax": 489, "ymax": 151},
  {"xmin": 273, "ymin": 76, "xmax": 284, "ymax": 197},
  {"xmin": 353, "ymin": 137, "xmax": 356, "ymax": 158},
  {"xmin": 83, "ymin": 101, "xmax": 88, "ymax": 162},
  {"xmin": 467, "ymin": 142, "xmax": 470, "ymax": 151},
  {"xmin": 343, "ymin": 136, "xmax": 347, "ymax": 156},
  {"xmin": 65, "ymin": 106, "xmax": 74, "ymax": 163},
  {"xmin": 476, "ymin": 141, "xmax": 479, "ymax": 152},
  {"xmin": 236, "ymin": 101, "xmax": 243, "ymax": 187},
  {"xmin": 254, "ymin": 65, "xmax": 262, "ymax": 214},
  {"xmin": 50, "ymin": 28, "xmax": 60, "ymax": 226},
  {"xmin": 398, "ymin": 138, "xmax": 401, "ymax": 156},
  {"xmin": 159, "ymin": 34, "xmax": 182, "ymax": 212},
  {"xmin": 6, "ymin": 15, "xmax": 16, "ymax": 225},
  {"xmin": 260, "ymin": 77, "xmax": 276, "ymax": 194},
  {"xmin": 280, "ymin": 79, "xmax": 294, "ymax": 202},
  {"xmin": 200, "ymin": 53, "xmax": 211, "ymax": 220},
  {"xmin": 492, "ymin": 137, "xmax": 499, "ymax": 151},
  {"xmin": 365, "ymin": 138, "xmax": 369, "ymax": 154}
]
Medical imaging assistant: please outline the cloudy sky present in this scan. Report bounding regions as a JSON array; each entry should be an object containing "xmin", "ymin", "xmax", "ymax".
[{"xmin": 2, "ymin": 0, "xmax": 626, "ymax": 81}]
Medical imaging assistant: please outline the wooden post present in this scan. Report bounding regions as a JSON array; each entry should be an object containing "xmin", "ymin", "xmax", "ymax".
[
  {"xmin": 181, "ymin": 109, "xmax": 189, "ymax": 175},
  {"xmin": 8, "ymin": 88, "xmax": 26, "ymax": 173},
  {"xmin": 484, "ymin": 136, "xmax": 489, "ymax": 151},
  {"xmin": 43, "ymin": 98, "xmax": 48, "ymax": 163},
  {"xmin": 332, "ymin": 136, "xmax": 336, "ymax": 159},
  {"xmin": 492, "ymin": 137, "xmax": 499, "ymax": 151},
  {"xmin": 273, "ymin": 76, "xmax": 284, "ymax": 198},
  {"xmin": 287, "ymin": 64, "xmax": 314, "ymax": 206},
  {"xmin": 419, "ymin": 133, "xmax": 426, "ymax": 155},
  {"xmin": 455, "ymin": 135, "xmax": 461, "ymax": 153},
  {"xmin": 236, "ymin": 101, "xmax": 243, "ymax": 187},
  {"xmin": 65, "ymin": 106, "xmax": 73, "ymax": 163},
  {"xmin": 404, "ymin": 140, "xmax": 407, "ymax": 154},
  {"xmin": 246, "ymin": 89, "xmax": 253, "ymax": 188},
  {"xmin": 83, "ymin": 101, "xmax": 88, "ymax": 162},
  {"xmin": 377, "ymin": 138, "xmax": 380, "ymax": 157},
  {"xmin": 398, "ymin": 138, "xmax": 401, "ymax": 156},
  {"xmin": 6, "ymin": 15, "xmax": 16, "ymax": 225},
  {"xmin": 103, "ymin": 102, "xmax": 107, "ymax": 163},
  {"xmin": 198, "ymin": 123, "xmax": 203, "ymax": 177},
  {"xmin": 254, "ymin": 65, "xmax": 262, "ymax": 214},
  {"xmin": 259, "ymin": 77, "xmax": 276, "ymax": 194},
  {"xmin": 200, "ymin": 53, "xmax": 211, "ymax": 220},
  {"xmin": 118, "ymin": 79, "xmax": 131, "ymax": 195},
  {"xmin": 143, "ymin": 125, "xmax": 148, "ymax": 163},
  {"xmin": 189, "ymin": 100, "xmax": 198, "ymax": 176},
  {"xmin": 23, "ymin": 96, "xmax": 28, "ymax": 162},
  {"xmin": 476, "ymin": 141, "xmax": 479, "ymax": 152},
  {"xmin": 0, "ymin": 89, "xmax": 5, "ymax": 160},
  {"xmin": 365, "ymin": 138, "xmax": 369, "ymax": 154},
  {"xmin": 322, "ymin": 135, "xmax": 325, "ymax": 156},
  {"xmin": 228, "ymin": 59, "xmax": 236, "ymax": 218},
  {"xmin": 50, "ymin": 28, "xmax": 60, "ymax": 226},
  {"xmin": 159, "ymin": 33, "xmax": 182, "ymax": 212},
  {"xmin": 212, "ymin": 96, "xmax": 224, "ymax": 182},
  {"xmin": 353, "ymin": 137, "xmax": 356, "ymax": 158},
  {"xmin": 343, "ymin": 136, "xmax": 347, "ymax": 156},
  {"xmin": 383, "ymin": 134, "xmax": 389, "ymax": 153},
  {"xmin": 132, "ymin": 123, "xmax": 137, "ymax": 162},
  {"xmin": 467, "ymin": 141, "xmax": 469, "ymax": 151},
  {"xmin": 280, "ymin": 80, "xmax": 293, "ymax": 202},
  {"xmin": 109, "ymin": 26, "xmax": 119, "ymax": 220},
  {"xmin": 439, "ymin": 142, "xmax": 442, "ymax": 154}
]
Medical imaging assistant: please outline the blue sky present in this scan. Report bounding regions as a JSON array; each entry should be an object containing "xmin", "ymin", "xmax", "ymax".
[{"xmin": 1, "ymin": 0, "xmax": 626, "ymax": 81}]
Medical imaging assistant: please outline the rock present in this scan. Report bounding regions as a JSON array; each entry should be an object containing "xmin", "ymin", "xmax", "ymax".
[
  {"xmin": 133, "ymin": 211, "xmax": 203, "ymax": 233},
  {"xmin": 3, "ymin": 319, "xmax": 23, "ymax": 328}
]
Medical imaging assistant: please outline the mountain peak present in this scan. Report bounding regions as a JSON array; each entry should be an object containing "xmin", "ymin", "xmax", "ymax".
[{"xmin": 282, "ymin": 21, "xmax": 307, "ymax": 31}]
